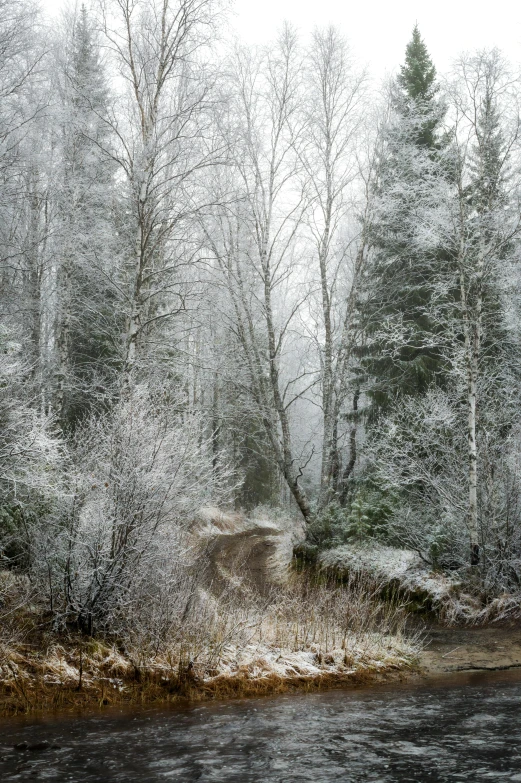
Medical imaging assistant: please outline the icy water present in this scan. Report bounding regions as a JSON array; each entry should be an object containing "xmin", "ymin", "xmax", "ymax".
[{"xmin": 2, "ymin": 670, "xmax": 521, "ymax": 782}]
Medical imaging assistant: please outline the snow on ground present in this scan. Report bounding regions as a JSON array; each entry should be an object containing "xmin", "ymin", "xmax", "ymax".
[
  {"xmin": 198, "ymin": 638, "xmax": 415, "ymax": 682},
  {"xmin": 320, "ymin": 543, "xmax": 460, "ymax": 605}
]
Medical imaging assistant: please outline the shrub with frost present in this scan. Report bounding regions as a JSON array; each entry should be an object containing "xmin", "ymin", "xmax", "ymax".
[
  {"xmin": 0, "ymin": 326, "xmax": 65, "ymax": 569},
  {"xmin": 32, "ymin": 384, "xmax": 235, "ymax": 633},
  {"xmin": 368, "ymin": 386, "xmax": 521, "ymax": 591}
]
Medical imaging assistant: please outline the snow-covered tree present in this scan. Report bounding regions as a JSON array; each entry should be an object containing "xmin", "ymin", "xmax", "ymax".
[
  {"xmin": 202, "ymin": 29, "xmax": 318, "ymax": 523},
  {"xmin": 300, "ymin": 27, "xmax": 369, "ymax": 508},
  {"xmin": 444, "ymin": 50, "xmax": 521, "ymax": 565},
  {"xmin": 33, "ymin": 384, "xmax": 232, "ymax": 632},
  {"xmin": 100, "ymin": 0, "xmax": 223, "ymax": 386},
  {"xmin": 359, "ymin": 27, "xmax": 449, "ymax": 413},
  {"xmin": 53, "ymin": 4, "xmax": 120, "ymax": 428}
]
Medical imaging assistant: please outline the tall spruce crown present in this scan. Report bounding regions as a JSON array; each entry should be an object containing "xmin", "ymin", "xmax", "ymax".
[
  {"xmin": 397, "ymin": 24, "xmax": 438, "ymax": 102},
  {"xmin": 395, "ymin": 25, "xmax": 441, "ymax": 149}
]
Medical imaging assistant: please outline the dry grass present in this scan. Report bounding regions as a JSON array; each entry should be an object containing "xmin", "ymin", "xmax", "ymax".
[
  {"xmin": 437, "ymin": 588, "xmax": 521, "ymax": 626},
  {"xmin": 0, "ymin": 571, "xmax": 421, "ymax": 716}
]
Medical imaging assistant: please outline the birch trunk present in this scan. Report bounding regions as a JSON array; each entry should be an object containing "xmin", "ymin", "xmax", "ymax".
[
  {"xmin": 467, "ymin": 343, "xmax": 480, "ymax": 565},
  {"xmin": 263, "ymin": 246, "xmax": 313, "ymax": 523},
  {"xmin": 468, "ymin": 245, "xmax": 484, "ymax": 566},
  {"xmin": 458, "ymin": 214, "xmax": 483, "ymax": 566},
  {"xmin": 317, "ymin": 182, "xmax": 335, "ymax": 507},
  {"xmin": 24, "ymin": 169, "xmax": 46, "ymax": 404},
  {"xmin": 123, "ymin": 217, "xmax": 143, "ymax": 385}
]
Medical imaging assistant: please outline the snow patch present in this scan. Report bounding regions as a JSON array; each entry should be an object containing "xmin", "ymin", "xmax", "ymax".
[{"xmin": 320, "ymin": 543, "xmax": 460, "ymax": 605}]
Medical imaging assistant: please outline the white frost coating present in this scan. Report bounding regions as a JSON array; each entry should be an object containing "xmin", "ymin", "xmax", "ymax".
[
  {"xmin": 321, "ymin": 544, "xmax": 521, "ymax": 623},
  {"xmin": 320, "ymin": 544, "xmax": 461, "ymax": 604}
]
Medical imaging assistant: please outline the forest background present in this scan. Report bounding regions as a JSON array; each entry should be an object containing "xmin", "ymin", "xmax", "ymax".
[{"xmin": 2, "ymin": 0, "xmax": 521, "ymax": 672}]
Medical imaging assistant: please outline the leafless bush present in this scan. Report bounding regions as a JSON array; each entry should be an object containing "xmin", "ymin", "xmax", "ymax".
[
  {"xmin": 110, "ymin": 565, "xmax": 416, "ymax": 676},
  {"xmin": 29, "ymin": 385, "xmax": 235, "ymax": 634},
  {"xmin": 265, "ymin": 572, "xmax": 412, "ymax": 654},
  {"xmin": 0, "ymin": 570, "xmax": 34, "ymax": 682}
]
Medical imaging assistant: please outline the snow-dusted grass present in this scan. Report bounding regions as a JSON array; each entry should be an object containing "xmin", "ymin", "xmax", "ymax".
[{"xmin": 0, "ymin": 572, "xmax": 420, "ymax": 715}]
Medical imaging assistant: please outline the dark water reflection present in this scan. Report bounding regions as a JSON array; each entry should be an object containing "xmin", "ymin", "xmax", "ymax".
[{"xmin": 2, "ymin": 670, "xmax": 521, "ymax": 781}]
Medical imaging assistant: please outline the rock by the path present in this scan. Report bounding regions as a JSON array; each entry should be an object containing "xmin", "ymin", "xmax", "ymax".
[{"xmin": 422, "ymin": 625, "xmax": 521, "ymax": 675}]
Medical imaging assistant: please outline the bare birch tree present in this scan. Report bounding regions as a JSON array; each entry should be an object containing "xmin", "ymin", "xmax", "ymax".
[
  {"xmin": 445, "ymin": 50, "xmax": 521, "ymax": 564},
  {"xmin": 300, "ymin": 27, "xmax": 370, "ymax": 507},
  {"xmin": 0, "ymin": 0, "xmax": 49, "ymax": 388},
  {"xmin": 202, "ymin": 29, "xmax": 317, "ymax": 522},
  {"xmin": 99, "ymin": 0, "xmax": 223, "ymax": 384}
]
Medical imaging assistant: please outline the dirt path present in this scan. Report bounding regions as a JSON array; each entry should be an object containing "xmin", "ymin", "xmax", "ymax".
[{"xmin": 420, "ymin": 624, "xmax": 521, "ymax": 675}]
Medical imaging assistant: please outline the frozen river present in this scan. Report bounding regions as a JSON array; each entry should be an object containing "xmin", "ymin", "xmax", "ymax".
[{"xmin": 2, "ymin": 669, "xmax": 521, "ymax": 781}]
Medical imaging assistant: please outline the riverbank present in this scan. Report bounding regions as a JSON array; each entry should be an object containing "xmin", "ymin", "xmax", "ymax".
[
  {"xmin": 4, "ymin": 536, "xmax": 520, "ymax": 718},
  {"xmin": 0, "ymin": 634, "xmax": 418, "ymax": 716},
  {"xmin": 420, "ymin": 623, "xmax": 521, "ymax": 676},
  {"xmin": 4, "ymin": 665, "xmax": 521, "ymax": 783},
  {"xmin": 3, "ymin": 622, "xmax": 521, "ymax": 716},
  {"xmin": 0, "ymin": 567, "xmax": 420, "ymax": 716}
]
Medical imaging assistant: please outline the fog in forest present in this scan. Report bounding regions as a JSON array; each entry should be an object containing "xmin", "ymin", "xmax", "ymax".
[{"xmin": 2, "ymin": 0, "xmax": 521, "ymax": 722}]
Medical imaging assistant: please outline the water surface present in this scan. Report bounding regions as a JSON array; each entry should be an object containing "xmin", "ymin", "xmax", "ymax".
[{"xmin": 2, "ymin": 669, "xmax": 521, "ymax": 781}]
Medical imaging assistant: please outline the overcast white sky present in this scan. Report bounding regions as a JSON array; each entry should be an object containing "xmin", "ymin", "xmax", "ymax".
[{"xmin": 41, "ymin": 0, "xmax": 521, "ymax": 81}]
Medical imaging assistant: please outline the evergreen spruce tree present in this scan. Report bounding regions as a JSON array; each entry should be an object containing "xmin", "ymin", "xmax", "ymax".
[
  {"xmin": 54, "ymin": 6, "xmax": 121, "ymax": 428},
  {"xmin": 396, "ymin": 25, "xmax": 439, "ymax": 147},
  {"xmin": 358, "ymin": 26, "xmax": 449, "ymax": 413}
]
